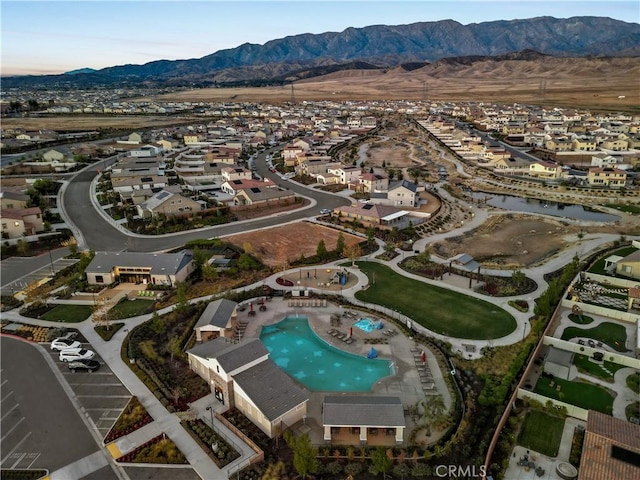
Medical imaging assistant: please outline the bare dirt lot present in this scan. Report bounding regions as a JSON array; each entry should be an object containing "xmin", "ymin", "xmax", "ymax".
[
  {"xmin": 432, "ymin": 214, "xmax": 578, "ymax": 267},
  {"xmin": 224, "ymin": 222, "xmax": 362, "ymax": 267}
]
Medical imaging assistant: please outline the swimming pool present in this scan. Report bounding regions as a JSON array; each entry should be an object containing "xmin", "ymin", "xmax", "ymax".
[
  {"xmin": 260, "ymin": 316, "xmax": 393, "ymax": 392},
  {"xmin": 353, "ymin": 318, "xmax": 383, "ymax": 333}
]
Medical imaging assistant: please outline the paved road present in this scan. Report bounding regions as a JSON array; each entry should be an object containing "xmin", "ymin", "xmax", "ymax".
[
  {"xmin": 0, "ymin": 247, "xmax": 75, "ymax": 295},
  {"xmin": 62, "ymin": 147, "xmax": 350, "ymax": 252},
  {"xmin": 0, "ymin": 337, "xmax": 100, "ymax": 472}
]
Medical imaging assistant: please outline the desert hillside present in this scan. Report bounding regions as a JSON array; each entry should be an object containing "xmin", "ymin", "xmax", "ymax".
[{"xmin": 158, "ymin": 56, "xmax": 640, "ymax": 110}]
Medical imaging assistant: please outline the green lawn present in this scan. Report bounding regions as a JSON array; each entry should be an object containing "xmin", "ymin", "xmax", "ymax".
[
  {"xmin": 568, "ymin": 313, "xmax": 594, "ymax": 325},
  {"xmin": 627, "ymin": 372, "xmax": 640, "ymax": 394},
  {"xmin": 605, "ymin": 204, "xmax": 640, "ymax": 215},
  {"xmin": 573, "ymin": 354, "xmax": 626, "ymax": 381},
  {"xmin": 534, "ymin": 376, "xmax": 614, "ymax": 415},
  {"xmin": 108, "ymin": 299, "xmax": 154, "ymax": 320},
  {"xmin": 561, "ymin": 322, "xmax": 628, "ymax": 352},
  {"xmin": 40, "ymin": 304, "xmax": 93, "ymax": 323},
  {"xmin": 354, "ymin": 262, "xmax": 517, "ymax": 340},
  {"xmin": 518, "ymin": 410, "xmax": 565, "ymax": 457},
  {"xmin": 588, "ymin": 246, "xmax": 637, "ymax": 274}
]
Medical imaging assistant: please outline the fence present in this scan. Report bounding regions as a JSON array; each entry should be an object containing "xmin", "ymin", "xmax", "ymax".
[
  {"xmin": 516, "ymin": 389, "xmax": 589, "ymax": 421},
  {"xmin": 543, "ymin": 337, "xmax": 640, "ymax": 369}
]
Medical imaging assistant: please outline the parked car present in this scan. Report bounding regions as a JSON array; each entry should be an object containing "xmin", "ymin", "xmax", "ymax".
[
  {"xmin": 67, "ymin": 359, "xmax": 100, "ymax": 373},
  {"xmin": 320, "ymin": 208, "xmax": 332, "ymax": 215},
  {"xmin": 59, "ymin": 348, "xmax": 95, "ymax": 362},
  {"xmin": 50, "ymin": 338, "xmax": 81, "ymax": 351}
]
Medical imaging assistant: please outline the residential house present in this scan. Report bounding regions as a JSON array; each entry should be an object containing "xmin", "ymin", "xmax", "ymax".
[
  {"xmin": 85, "ymin": 251, "xmax": 194, "ymax": 286},
  {"xmin": 327, "ymin": 166, "xmax": 361, "ymax": 187},
  {"xmin": 529, "ymin": 161, "xmax": 563, "ymax": 179},
  {"xmin": 334, "ymin": 203, "xmax": 422, "ymax": 230},
  {"xmin": 357, "ymin": 172, "xmax": 388, "ymax": 193},
  {"xmin": 136, "ymin": 190, "xmax": 203, "ymax": 218},
  {"xmin": 385, "ymin": 180, "xmax": 418, "ymax": 207},
  {"xmin": 545, "ymin": 137, "xmax": 573, "ymax": 152},
  {"xmin": 0, "ymin": 191, "xmax": 29, "ymax": 210},
  {"xmin": 0, "ymin": 207, "xmax": 45, "ymax": 238},
  {"xmin": 615, "ymin": 249, "xmax": 640, "ymax": 280},
  {"xmin": 194, "ymin": 299, "xmax": 238, "ymax": 342},
  {"xmin": 221, "ymin": 167, "xmax": 252, "ymax": 183},
  {"xmin": 601, "ymin": 136, "xmax": 628, "ymax": 151},
  {"xmin": 233, "ymin": 186, "xmax": 295, "ymax": 207},
  {"xmin": 187, "ymin": 338, "xmax": 309, "ymax": 437},
  {"xmin": 577, "ymin": 410, "xmax": 640, "ymax": 480},
  {"xmin": 221, "ymin": 178, "xmax": 276, "ymax": 196},
  {"xmin": 128, "ymin": 132, "xmax": 142, "ymax": 144},
  {"xmin": 572, "ymin": 136, "xmax": 597, "ymax": 152},
  {"xmin": 587, "ymin": 167, "xmax": 627, "ymax": 188}
]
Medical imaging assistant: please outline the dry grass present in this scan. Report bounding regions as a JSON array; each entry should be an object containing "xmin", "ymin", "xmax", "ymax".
[{"xmin": 224, "ymin": 222, "xmax": 362, "ymax": 267}]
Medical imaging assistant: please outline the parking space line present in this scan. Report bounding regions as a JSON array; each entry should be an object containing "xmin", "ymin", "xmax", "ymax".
[
  {"xmin": 1, "ymin": 432, "xmax": 31, "ymax": 465},
  {"xmin": 1, "ymin": 391, "xmax": 14, "ymax": 402},
  {"xmin": 1, "ymin": 379, "xmax": 8, "ymax": 387},
  {"xmin": 9, "ymin": 453, "xmax": 27, "ymax": 469},
  {"xmin": 1, "ymin": 403, "xmax": 19, "ymax": 421},
  {"xmin": 25, "ymin": 452, "xmax": 41, "ymax": 469},
  {"xmin": 1, "ymin": 416, "xmax": 24, "ymax": 442}
]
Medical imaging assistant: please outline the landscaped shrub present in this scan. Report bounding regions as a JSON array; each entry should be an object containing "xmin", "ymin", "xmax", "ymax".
[
  {"xmin": 104, "ymin": 396, "xmax": 153, "ymax": 443},
  {"xmin": 116, "ymin": 435, "xmax": 186, "ymax": 464},
  {"xmin": 94, "ymin": 322, "xmax": 124, "ymax": 341},
  {"xmin": 0, "ymin": 469, "xmax": 48, "ymax": 479},
  {"xmin": 183, "ymin": 419, "xmax": 240, "ymax": 467}
]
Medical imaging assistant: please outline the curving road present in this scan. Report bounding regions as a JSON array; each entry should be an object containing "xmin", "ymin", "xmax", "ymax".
[{"xmin": 62, "ymin": 147, "xmax": 351, "ymax": 252}]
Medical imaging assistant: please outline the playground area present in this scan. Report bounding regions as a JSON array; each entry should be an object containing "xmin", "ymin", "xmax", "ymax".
[{"xmin": 277, "ymin": 266, "xmax": 359, "ymax": 292}]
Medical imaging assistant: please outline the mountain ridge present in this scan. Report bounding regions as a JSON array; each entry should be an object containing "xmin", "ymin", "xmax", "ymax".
[{"xmin": 4, "ymin": 16, "xmax": 639, "ymax": 88}]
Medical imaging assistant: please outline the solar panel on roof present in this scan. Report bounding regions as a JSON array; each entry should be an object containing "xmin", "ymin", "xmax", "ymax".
[
  {"xmin": 156, "ymin": 191, "xmax": 170, "ymax": 199},
  {"xmin": 141, "ymin": 177, "xmax": 153, "ymax": 182},
  {"xmin": 251, "ymin": 187, "xmax": 261, "ymax": 193},
  {"xmin": 233, "ymin": 180, "xmax": 242, "ymax": 184},
  {"xmin": 362, "ymin": 204, "xmax": 373, "ymax": 210}
]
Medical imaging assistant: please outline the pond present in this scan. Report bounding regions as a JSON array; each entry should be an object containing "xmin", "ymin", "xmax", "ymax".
[{"xmin": 470, "ymin": 192, "xmax": 619, "ymax": 222}]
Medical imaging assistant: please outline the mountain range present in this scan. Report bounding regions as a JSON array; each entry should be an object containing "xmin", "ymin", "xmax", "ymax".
[{"xmin": 4, "ymin": 16, "xmax": 639, "ymax": 88}]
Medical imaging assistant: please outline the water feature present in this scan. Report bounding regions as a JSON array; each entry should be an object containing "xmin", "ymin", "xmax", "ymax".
[
  {"xmin": 353, "ymin": 318, "xmax": 383, "ymax": 333},
  {"xmin": 470, "ymin": 192, "xmax": 619, "ymax": 222},
  {"xmin": 260, "ymin": 316, "xmax": 393, "ymax": 392}
]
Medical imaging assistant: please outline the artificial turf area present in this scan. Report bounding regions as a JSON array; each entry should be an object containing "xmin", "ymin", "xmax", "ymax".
[
  {"xmin": 573, "ymin": 354, "xmax": 626, "ymax": 381},
  {"xmin": 354, "ymin": 262, "xmax": 516, "ymax": 340},
  {"xmin": 108, "ymin": 299, "xmax": 154, "ymax": 320},
  {"xmin": 40, "ymin": 304, "xmax": 93, "ymax": 323},
  {"xmin": 534, "ymin": 376, "xmax": 614, "ymax": 415},
  {"xmin": 561, "ymin": 322, "xmax": 628, "ymax": 352},
  {"xmin": 518, "ymin": 410, "xmax": 565, "ymax": 457}
]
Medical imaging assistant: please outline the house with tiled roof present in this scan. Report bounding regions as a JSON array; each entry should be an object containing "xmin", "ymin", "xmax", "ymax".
[
  {"xmin": 587, "ymin": 167, "xmax": 627, "ymax": 188},
  {"xmin": 0, "ymin": 207, "xmax": 45, "ymax": 239},
  {"xmin": 578, "ymin": 410, "xmax": 640, "ymax": 480},
  {"xmin": 187, "ymin": 338, "xmax": 309, "ymax": 438},
  {"xmin": 233, "ymin": 185, "xmax": 295, "ymax": 207},
  {"xmin": 136, "ymin": 190, "xmax": 203, "ymax": 219}
]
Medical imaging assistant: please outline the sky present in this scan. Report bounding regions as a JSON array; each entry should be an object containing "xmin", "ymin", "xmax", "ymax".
[{"xmin": 2, "ymin": 0, "xmax": 638, "ymax": 76}]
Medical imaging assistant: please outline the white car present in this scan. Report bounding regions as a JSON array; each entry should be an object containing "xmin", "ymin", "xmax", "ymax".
[
  {"xmin": 320, "ymin": 208, "xmax": 332, "ymax": 215},
  {"xmin": 50, "ymin": 338, "xmax": 82, "ymax": 351},
  {"xmin": 59, "ymin": 348, "xmax": 95, "ymax": 363}
]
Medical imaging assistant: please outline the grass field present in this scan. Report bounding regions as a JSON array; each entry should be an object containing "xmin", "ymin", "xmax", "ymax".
[
  {"xmin": 573, "ymin": 354, "xmax": 626, "ymax": 382},
  {"xmin": 588, "ymin": 246, "xmax": 637, "ymax": 274},
  {"xmin": 561, "ymin": 322, "xmax": 628, "ymax": 352},
  {"xmin": 40, "ymin": 304, "xmax": 93, "ymax": 323},
  {"xmin": 534, "ymin": 376, "xmax": 614, "ymax": 415},
  {"xmin": 568, "ymin": 313, "xmax": 594, "ymax": 325},
  {"xmin": 108, "ymin": 299, "xmax": 154, "ymax": 320},
  {"xmin": 354, "ymin": 262, "xmax": 516, "ymax": 340},
  {"xmin": 518, "ymin": 410, "xmax": 565, "ymax": 457}
]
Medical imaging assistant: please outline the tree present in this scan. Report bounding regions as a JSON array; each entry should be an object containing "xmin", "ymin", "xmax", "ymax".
[
  {"xmin": 316, "ymin": 239, "xmax": 328, "ymax": 260},
  {"xmin": 370, "ymin": 446, "xmax": 392, "ymax": 478},
  {"xmin": 191, "ymin": 247, "xmax": 208, "ymax": 279},
  {"xmin": 174, "ymin": 282, "xmax": 189, "ymax": 315},
  {"xmin": 16, "ymin": 239, "xmax": 28, "ymax": 256},
  {"xmin": 343, "ymin": 243, "xmax": 362, "ymax": 266},
  {"xmin": 511, "ymin": 269, "xmax": 525, "ymax": 288},
  {"xmin": 237, "ymin": 253, "xmax": 261, "ymax": 270},
  {"xmin": 202, "ymin": 263, "xmax": 218, "ymax": 282},
  {"xmin": 284, "ymin": 431, "xmax": 317, "ymax": 478},
  {"xmin": 335, "ymin": 232, "xmax": 346, "ymax": 255}
]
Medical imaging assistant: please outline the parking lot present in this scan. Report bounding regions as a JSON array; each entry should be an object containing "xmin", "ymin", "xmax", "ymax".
[
  {"xmin": 1, "ymin": 335, "xmax": 132, "ymax": 476},
  {"xmin": 46, "ymin": 337, "xmax": 132, "ymax": 442}
]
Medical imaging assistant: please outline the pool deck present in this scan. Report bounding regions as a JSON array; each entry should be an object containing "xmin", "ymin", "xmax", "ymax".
[{"xmin": 236, "ymin": 296, "xmax": 452, "ymax": 445}]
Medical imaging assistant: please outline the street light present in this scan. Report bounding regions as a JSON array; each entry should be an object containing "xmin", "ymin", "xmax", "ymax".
[
  {"xmin": 205, "ymin": 405, "xmax": 214, "ymax": 427},
  {"xmin": 48, "ymin": 249, "xmax": 55, "ymax": 276},
  {"xmin": 523, "ymin": 320, "xmax": 528, "ymax": 341}
]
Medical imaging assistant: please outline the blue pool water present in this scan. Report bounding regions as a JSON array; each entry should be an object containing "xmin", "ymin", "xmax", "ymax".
[
  {"xmin": 353, "ymin": 318, "xmax": 383, "ymax": 333},
  {"xmin": 260, "ymin": 316, "xmax": 393, "ymax": 392}
]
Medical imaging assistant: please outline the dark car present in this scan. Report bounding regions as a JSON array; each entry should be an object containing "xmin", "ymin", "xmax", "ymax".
[{"xmin": 67, "ymin": 359, "xmax": 100, "ymax": 372}]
